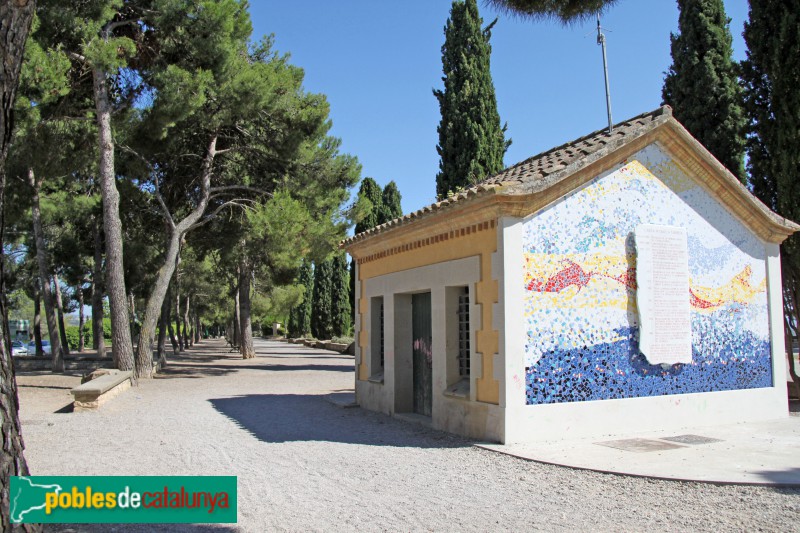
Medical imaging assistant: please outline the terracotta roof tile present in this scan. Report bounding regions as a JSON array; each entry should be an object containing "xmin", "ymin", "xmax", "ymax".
[{"xmin": 343, "ymin": 107, "xmax": 673, "ymax": 247}]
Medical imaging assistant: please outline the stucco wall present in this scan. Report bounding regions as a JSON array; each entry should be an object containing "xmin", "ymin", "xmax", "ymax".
[{"xmin": 521, "ymin": 144, "xmax": 772, "ymax": 405}]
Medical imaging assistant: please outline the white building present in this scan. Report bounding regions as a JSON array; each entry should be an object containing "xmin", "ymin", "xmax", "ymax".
[{"xmin": 343, "ymin": 106, "xmax": 799, "ymax": 443}]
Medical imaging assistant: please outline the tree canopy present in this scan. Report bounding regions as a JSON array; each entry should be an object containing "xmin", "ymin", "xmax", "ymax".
[{"xmin": 484, "ymin": 0, "xmax": 618, "ymax": 22}]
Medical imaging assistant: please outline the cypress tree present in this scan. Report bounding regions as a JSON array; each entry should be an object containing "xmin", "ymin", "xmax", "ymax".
[
  {"xmin": 742, "ymin": 0, "xmax": 800, "ymax": 348},
  {"xmin": 311, "ymin": 258, "xmax": 334, "ymax": 340},
  {"xmin": 354, "ymin": 177, "xmax": 384, "ymax": 234},
  {"xmin": 377, "ymin": 181, "xmax": 403, "ymax": 225},
  {"xmin": 288, "ymin": 260, "xmax": 313, "ymax": 337},
  {"xmin": 287, "ymin": 301, "xmax": 300, "ymax": 337},
  {"xmin": 662, "ymin": 0, "xmax": 746, "ymax": 182},
  {"xmin": 330, "ymin": 253, "xmax": 351, "ymax": 337},
  {"xmin": 434, "ymin": 0, "xmax": 510, "ymax": 200},
  {"xmin": 350, "ymin": 177, "xmax": 385, "ymax": 324}
]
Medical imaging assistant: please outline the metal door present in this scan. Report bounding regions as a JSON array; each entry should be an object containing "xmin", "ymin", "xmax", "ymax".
[{"xmin": 412, "ymin": 292, "xmax": 432, "ymax": 416}]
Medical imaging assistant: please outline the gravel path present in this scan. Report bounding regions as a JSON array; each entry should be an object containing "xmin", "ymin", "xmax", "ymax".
[{"xmin": 15, "ymin": 338, "xmax": 800, "ymax": 532}]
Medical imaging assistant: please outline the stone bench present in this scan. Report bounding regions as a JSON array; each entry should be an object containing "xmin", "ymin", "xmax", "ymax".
[{"xmin": 70, "ymin": 370, "xmax": 133, "ymax": 411}]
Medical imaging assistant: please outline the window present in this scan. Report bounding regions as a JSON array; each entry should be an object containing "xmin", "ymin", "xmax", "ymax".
[
  {"xmin": 444, "ymin": 285, "xmax": 471, "ymax": 399},
  {"xmin": 379, "ymin": 299, "xmax": 385, "ymax": 368},
  {"xmin": 457, "ymin": 287, "xmax": 470, "ymax": 378},
  {"xmin": 370, "ymin": 296, "xmax": 385, "ymax": 381}
]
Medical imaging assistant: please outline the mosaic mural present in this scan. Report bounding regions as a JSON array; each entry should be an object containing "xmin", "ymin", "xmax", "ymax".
[{"xmin": 523, "ymin": 144, "xmax": 772, "ymax": 405}]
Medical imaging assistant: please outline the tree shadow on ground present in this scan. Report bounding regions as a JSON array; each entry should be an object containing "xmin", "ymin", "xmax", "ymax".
[
  {"xmin": 155, "ymin": 365, "xmax": 237, "ymax": 379},
  {"xmin": 17, "ymin": 383, "xmax": 75, "ymax": 390},
  {"xmin": 209, "ymin": 394, "xmax": 468, "ymax": 449},
  {"xmin": 164, "ymin": 363, "xmax": 353, "ymax": 374},
  {"xmin": 15, "ymin": 370, "xmax": 84, "ymax": 378},
  {"xmin": 257, "ymin": 351, "xmax": 351, "ymax": 357}
]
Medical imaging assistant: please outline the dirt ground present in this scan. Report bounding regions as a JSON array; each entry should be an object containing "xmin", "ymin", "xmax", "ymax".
[{"xmin": 14, "ymin": 338, "xmax": 800, "ymax": 532}]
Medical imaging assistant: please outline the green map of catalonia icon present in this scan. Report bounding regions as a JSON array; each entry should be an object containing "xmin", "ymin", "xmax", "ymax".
[{"xmin": 10, "ymin": 477, "xmax": 63, "ymax": 523}]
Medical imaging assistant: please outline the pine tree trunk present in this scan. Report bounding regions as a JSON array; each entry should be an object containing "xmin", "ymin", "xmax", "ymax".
[
  {"xmin": 77, "ymin": 284, "xmax": 85, "ymax": 352},
  {"xmin": 183, "ymin": 294, "xmax": 191, "ymax": 348},
  {"xmin": 166, "ymin": 284, "xmax": 178, "ymax": 356},
  {"xmin": 132, "ymin": 136, "xmax": 217, "ymax": 376},
  {"xmin": 233, "ymin": 290, "xmax": 240, "ymax": 348},
  {"xmin": 134, "ymin": 245, "xmax": 177, "ymax": 377},
  {"xmin": 91, "ymin": 216, "xmax": 106, "ymax": 357},
  {"xmin": 29, "ymin": 170, "xmax": 64, "ymax": 373},
  {"xmin": 128, "ymin": 290, "xmax": 137, "ymax": 351},
  {"xmin": 175, "ymin": 279, "xmax": 184, "ymax": 352},
  {"xmin": 194, "ymin": 313, "xmax": 201, "ymax": 344},
  {"xmin": 53, "ymin": 273, "xmax": 69, "ymax": 356},
  {"xmin": 92, "ymin": 63, "xmax": 134, "ymax": 372},
  {"xmin": 156, "ymin": 292, "xmax": 168, "ymax": 368},
  {"xmin": 239, "ymin": 261, "xmax": 255, "ymax": 359},
  {"xmin": 33, "ymin": 290, "xmax": 42, "ymax": 356},
  {"xmin": 0, "ymin": 1, "xmax": 42, "ymax": 530}
]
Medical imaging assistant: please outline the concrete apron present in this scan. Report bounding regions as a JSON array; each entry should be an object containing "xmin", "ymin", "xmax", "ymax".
[{"xmin": 477, "ymin": 415, "xmax": 800, "ymax": 486}]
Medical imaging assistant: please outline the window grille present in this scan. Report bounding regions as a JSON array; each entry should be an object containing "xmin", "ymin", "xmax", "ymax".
[{"xmin": 457, "ymin": 288, "xmax": 470, "ymax": 377}]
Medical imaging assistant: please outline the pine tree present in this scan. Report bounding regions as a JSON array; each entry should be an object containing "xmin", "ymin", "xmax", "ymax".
[
  {"xmin": 485, "ymin": 0, "xmax": 617, "ymax": 22},
  {"xmin": 377, "ymin": 181, "xmax": 403, "ymax": 225},
  {"xmin": 330, "ymin": 253, "xmax": 351, "ymax": 337},
  {"xmin": 434, "ymin": 0, "xmax": 510, "ymax": 200},
  {"xmin": 742, "ymin": 0, "xmax": 800, "ymax": 357},
  {"xmin": 662, "ymin": 0, "xmax": 746, "ymax": 182},
  {"xmin": 311, "ymin": 259, "xmax": 334, "ymax": 340}
]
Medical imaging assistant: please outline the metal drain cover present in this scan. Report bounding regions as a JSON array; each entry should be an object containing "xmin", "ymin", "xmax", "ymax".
[
  {"xmin": 661, "ymin": 434, "xmax": 722, "ymax": 445},
  {"xmin": 595, "ymin": 438, "xmax": 686, "ymax": 452}
]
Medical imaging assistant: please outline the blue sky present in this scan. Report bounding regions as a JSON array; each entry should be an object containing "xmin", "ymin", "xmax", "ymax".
[{"xmin": 249, "ymin": 1, "xmax": 749, "ymax": 216}]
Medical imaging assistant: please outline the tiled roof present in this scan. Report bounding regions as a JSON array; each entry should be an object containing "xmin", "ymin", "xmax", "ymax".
[
  {"xmin": 481, "ymin": 106, "xmax": 672, "ymax": 193},
  {"xmin": 343, "ymin": 106, "xmax": 673, "ymax": 247}
]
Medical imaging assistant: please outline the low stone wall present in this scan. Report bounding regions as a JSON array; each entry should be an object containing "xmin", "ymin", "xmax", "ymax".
[{"xmin": 283, "ymin": 338, "xmax": 353, "ymax": 355}]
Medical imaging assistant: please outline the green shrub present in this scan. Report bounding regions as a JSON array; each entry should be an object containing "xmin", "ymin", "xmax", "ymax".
[
  {"xmin": 65, "ymin": 326, "xmax": 91, "ymax": 351},
  {"xmin": 259, "ymin": 321, "xmax": 286, "ymax": 337}
]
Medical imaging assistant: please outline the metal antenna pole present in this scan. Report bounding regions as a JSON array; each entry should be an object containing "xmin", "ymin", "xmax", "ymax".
[{"xmin": 597, "ymin": 15, "xmax": 613, "ymax": 133}]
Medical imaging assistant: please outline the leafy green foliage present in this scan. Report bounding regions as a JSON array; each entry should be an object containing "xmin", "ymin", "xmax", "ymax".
[
  {"xmin": 434, "ymin": 0, "xmax": 510, "ymax": 200},
  {"xmin": 64, "ymin": 326, "xmax": 90, "ymax": 351},
  {"xmin": 64, "ymin": 320, "xmax": 111, "ymax": 352},
  {"xmin": 662, "ymin": 0, "xmax": 746, "ymax": 181},
  {"xmin": 7, "ymin": 1, "xmax": 362, "ymax": 364}
]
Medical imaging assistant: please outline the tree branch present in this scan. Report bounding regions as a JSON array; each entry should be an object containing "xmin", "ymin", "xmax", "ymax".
[
  {"xmin": 208, "ymin": 185, "xmax": 274, "ymax": 197},
  {"xmin": 101, "ymin": 19, "xmax": 137, "ymax": 39},
  {"xmin": 118, "ymin": 143, "xmax": 175, "ymax": 229},
  {"xmin": 188, "ymin": 199, "xmax": 255, "ymax": 231}
]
